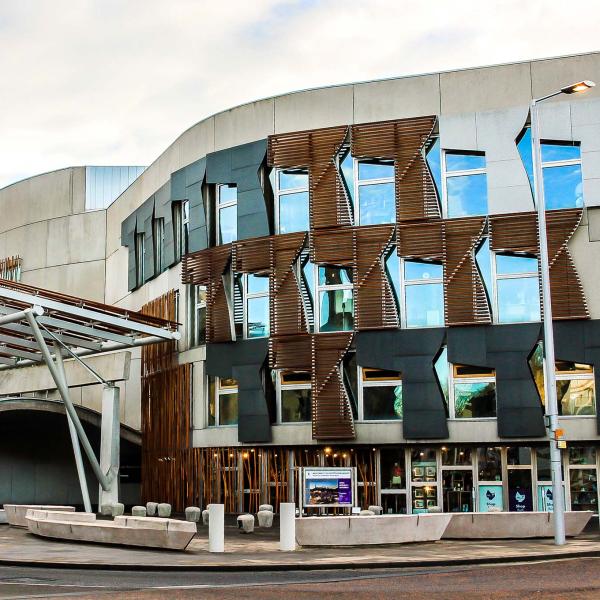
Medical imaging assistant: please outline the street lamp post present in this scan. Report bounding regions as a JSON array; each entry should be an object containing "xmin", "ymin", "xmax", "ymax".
[{"xmin": 530, "ymin": 80, "xmax": 595, "ymax": 546}]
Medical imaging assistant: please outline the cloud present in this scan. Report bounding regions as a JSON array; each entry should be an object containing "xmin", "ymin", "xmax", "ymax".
[{"xmin": 1, "ymin": 0, "xmax": 599, "ymax": 188}]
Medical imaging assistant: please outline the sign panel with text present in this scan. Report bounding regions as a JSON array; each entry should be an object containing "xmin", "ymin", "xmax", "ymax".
[
  {"xmin": 478, "ymin": 484, "xmax": 503, "ymax": 512},
  {"xmin": 302, "ymin": 467, "xmax": 355, "ymax": 508}
]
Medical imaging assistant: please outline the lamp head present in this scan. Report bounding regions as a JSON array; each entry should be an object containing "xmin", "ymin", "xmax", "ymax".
[{"xmin": 561, "ymin": 80, "xmax": 596, "ymax": 94}]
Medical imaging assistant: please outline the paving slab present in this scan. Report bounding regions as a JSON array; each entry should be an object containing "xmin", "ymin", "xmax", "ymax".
[{"xmin": 2, "ymin": 524, "xmax": 600, "ymax": 571}]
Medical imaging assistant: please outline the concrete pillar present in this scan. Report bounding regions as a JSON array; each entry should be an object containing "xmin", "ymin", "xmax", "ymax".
[
  {"xmin": 279, "ymin": 503, "xmax": 296, "ymax": 551},
  {"xmin": 98, "ymin": 384, "xmax": 120, "ymax": 509},
  {"xmin": 208, "ymin": 503, "xmax": 224, "ymax": 553}
]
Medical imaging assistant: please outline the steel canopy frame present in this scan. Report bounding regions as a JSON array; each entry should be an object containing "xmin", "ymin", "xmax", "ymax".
[{"xmin": 0, "ymin": 279, "xmax": 180, "ymax": 512}]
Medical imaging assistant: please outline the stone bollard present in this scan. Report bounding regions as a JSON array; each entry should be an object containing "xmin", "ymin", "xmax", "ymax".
[
  {"xmin": 237, "ymin": 514, "xmax": 255, "ymax": 533},
  {"xmin": 208, "ymin": 504, "xmax": 224, "ymax": 553},
  {"xmin": 158, "ymin": 503, "xmax": 172, "ymax": 518},
  {"xmin": 111, "ymin": 503, "xmax": 125, "ymax": 517},
  {"xmin": 146, "ymin": 502, "xmax": 158, "ymax": 517},
  {"xmin": 368, "ymin": 505, "xmax": 383, "ymax": 515},
  {"xmin": 258, "ymin": 504, "xmax": 273, "ymax": 512},
  {"xmin": 257, "ymin": 510, "xmax": 274, "ymax": 528},
  {"xmin": 427, "ymin": 506, "xmax": 442, "ymax": 513},
  {"xmin": 359, "ymin": 509, "xmax": 375, "ymax": 516},
  {"xmin": 279, "ymin": 503, "xmax": 296, "ymax": 552},
  {"xmin": 100, "ymin": 504, "xmax": 112, "ymax": 516},
  {"xmin": 131, "ymin": 506, "xmax": 147, "ymax": 517},
  {"xmin": 202, "ymin": 509, "xmax": 210, "ymax": 525},
  {"xmin": 185, "ymin": 506, "xmax": 201, "ymax": 523}
]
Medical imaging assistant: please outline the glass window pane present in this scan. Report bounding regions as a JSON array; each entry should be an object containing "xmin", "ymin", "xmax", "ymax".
[
  {"xmin": 478, "ymin": 447, "xmax": 502, "ymax": 481},
  {"xmin": 279, "ymin": 170, "xmax": 308, "ymax": 190},
  {"xmin": 517, "ymin": 128, "xmax": 534, "ymax": 190},
  {"xmin": 496, "ymin": 254, "xmax": 538, "ymax": 275},
  {"xmin": 443, "ymin": 470, "xmax": 473, "ymax": 512},
  {"xmin": 454, "ymin": 382, "xmax": 496, "ymax": 418},
  {"xmin": 219, "ymin": 185, "xmax": 237, "ymax": 205},
  {"xmin": 570, "ymin": 469, "xmax": 598, "ymax": 511},
  {"xmin": 543, "ymin": 164, "xmax": 583, "ymax": 210},
  {"xmin": 385, "ymin": 250, "xmax": 400, "ymax": 305},
  {"xmin": 219, "ymin": 205, "xmax": 237, "ymax": 244},
  {"xmin": 541, "ymin": 142, "xmax": 581, "ymax": 163},
  {"xmin": 404, "ymin": 261, "xmax": 443, "ymax": 281},
  {"xmin": 362, "ymin": 385, "xmax": 402, "ymax": 420},
  {"xmin": 507, "ymin": 446, "xmax": 531, "ymax": 465},
  {"xmin": 219, "ymin": 393, "xmax": 238, "ymax": 425},
  {"xmin": 536, "ymin": 447, "xmax": 562, "ymax": 481},
  {"xmin": 569, "ymin": 446, "xmax": 596, "ymax": 465},
  {"xmin": 247, "ymin": 296, "xmax": 269, "ymax": 338},
  {"xmin": 441, "ymin": 447, "xmax": 472, "ymax": 466},
  {"xmin": 358, "ymin": 160, "xmax": 394, "ymax": 180},
  {"xmin": 426, "ymin": 138, "xmax": 442, "ymax": 197},
  {"xmin": 380, "ymin": 449, "xmax": 405, "ymax": 489},
  {"xmin": 555, "ymin": 361, "xmax": 593, "ymax": 374},
  {"xmin": 340, "ymin": 151, "xmax": 354, "ymax": 203},
  {"xmin": 508, "ymin": 469, "xmax": 533, "ymax": 512},
  {"xmin": 281, "ymin": 388, "xmax": 311, "ymax": 422},
  {"xmin": 557, "ymin": 379, "xmax": 595, "ymax": 416},
  {"xmin": 318, "ymin": 266, "xmax": 352, "ymax": 286},
  {"xmin": 405, "ymin": 283, "xmax": 444, "ymax": 328},
  {"xmin": 497, "ymin": 277, "xmax": 540, "ymax": 323},
  {"xmin": 446, "ymin": 152, "xmax": 486, "ymax": 172},
  {"xmin": 319, "ymin": 289, "xmax": 353, "ymax": 332},
  {"xmin": 475, "ymin": 238, "xmax": 492, "ymax": 297},
  {"xmin": 279, "ymin": 191, "xmax": 309, "ymax": 233},
  {"xmin": 434, "ymin": 347, "xmax": 449, "ymax": 406},
  {"xmin": 247, "ymin": 274, "xmax": 269, "ymax": 295},
  {"xmin": 208, "ymin": 378, "xmax": 216, "ymax": 426},
  {"xmin": 358, "ymin": 182, "xmax": 395, "ymax": 225},
  {"xmin": 446, "ymin": 173, "xmax": 488, "ymax": 217}
]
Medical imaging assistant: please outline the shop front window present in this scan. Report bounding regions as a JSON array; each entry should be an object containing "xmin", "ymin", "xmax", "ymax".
[
  {"xmin": 380, "ymin": 448, "xmax": 407, "ymax": 514},
  {"xmin": 276, "ymin": 169, "xmax": 310, "ymax": 234},
  {"xmin": 411, "ymin": 448, "xmax": 438, "ymax": 513},
  {"xmin": 568, "ymin": 446, "xmax": 598, "ymax": 512},
  {"xmin": 442, "ymin": 447, "xmax": 473, "ymax": 512},
  {"xmin": 535, "ymin": 446, "xmax": 564, "ymax": 512},
  {"xmin": 477, "ymin": 446, "xmax": 503, "ymax": 512},
  {"xmin": 359, "ymin": 367, "xmax": 402, "ymax": 420}
]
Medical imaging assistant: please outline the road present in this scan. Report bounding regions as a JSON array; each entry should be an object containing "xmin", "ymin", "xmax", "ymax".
[{"xmin": 0, "ymin": 557, "xmax": 599, "ymax": 599}]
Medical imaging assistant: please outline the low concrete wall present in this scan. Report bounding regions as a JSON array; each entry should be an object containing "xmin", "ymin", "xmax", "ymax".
[
  {"xmin": 0, "ymin": 510, "xmax": 6, "ymax": 524},
  {"xmin": 295, "ymin": 514, "xmax": 451, "ymax": 547},
  {"xmin": 443, "ymin": 511, "xmax": 593, "ymax": 539},
  {"xmin": 26, "ymin": 509, "xmax": 97, "ymax": 523},
  {"xmin": 4, "ymin": 504, "xmax": 75, "ymax": 527},
  {"xmin": 26, "ymin": 513, "xmax": 196, "ymax": 551}
]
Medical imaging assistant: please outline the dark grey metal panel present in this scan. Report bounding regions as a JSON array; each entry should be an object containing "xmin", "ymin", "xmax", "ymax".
[
  {"xmin": 121, "ymin": 213, "xmax": 137, "ymax": 292},
  {"xmin": 171, "ymin": 167, "xmax": 186, "ymax": 201},
  {"xmin": 206, "ymin": 139, "xmax": 269, "ymax": 241},
  {"xmin": 154, "ymin": 182, "xmax": 175, "ymax": 270},
  {"xmin": 448, "ymin": 324, "xmax": 544, "ymax": 438},
  {"xmin": 554, "ymin": 319, "xmax": 600, "ymax": 433},
  {"xmin": 356, "ymin": 329, "xmax": 448, "ymax": 439},
  {"xmin": 206, "ymin": 339, "xmax": 271, "ymax": 443},
  {"xmin": 187, "ymin": 159, "xmax": 208, "ymax": 253}
]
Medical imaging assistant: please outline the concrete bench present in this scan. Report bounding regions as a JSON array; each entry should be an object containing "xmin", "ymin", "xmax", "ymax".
[
  {"xmin": 443, "ymin": 511, "xmax": 593, "ymax": 539},
  {"xmin": 0, "ymin": 510, "xmax": 6, "ymax": 525},
  {"xmin": 26, "ymin": 512, "xmax": 197, "ymax": 551},
  {"xmin": 4, "ymin": 505, "xmax": 75, "ymax": 527},
  {"xmin": 296, "ymin": 513, "xmax": 451, "ymax": 546},
  {"xmin": 26, "ymin": 509, "xmax": 97, "ymax": 523}
]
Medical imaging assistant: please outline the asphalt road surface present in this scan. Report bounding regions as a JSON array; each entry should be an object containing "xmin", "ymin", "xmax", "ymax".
[{"xmin": 0, "ymin": 557, "xmax": 599, "ymax": 599}]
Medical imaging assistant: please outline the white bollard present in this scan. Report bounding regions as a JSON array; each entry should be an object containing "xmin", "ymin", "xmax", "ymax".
[
  {"xmin": 208, "ymin": 503, "xmax": 224, "ymax": 553},
  {"xmin": 280, "ymin": 503, "xmax": 296, "ymax": 552}
]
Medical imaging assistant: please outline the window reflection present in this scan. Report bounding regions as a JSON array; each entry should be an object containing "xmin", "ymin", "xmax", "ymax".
[
  {"xmin": 319, "ymin": 289, "xmax": 353, "ymax": 332},
  {"xmin": 356, "ymin": 159, "xmax": 395, "ymax": 225},
  {"xmin": 277, "ymin": 169, "xmax": 309, "ymax": 233},
  {"xmin": 495, "ymin": 254, "xmax": 540, "ymax": 324},
  {"xmin": 446, "ymin": 173, "xmax": 488, "ymax": 217}
]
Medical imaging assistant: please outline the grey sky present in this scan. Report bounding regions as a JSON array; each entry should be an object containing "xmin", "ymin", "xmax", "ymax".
[{"xmin": 1, "ymin": 0, "xmax": 599, "ymax": 188}]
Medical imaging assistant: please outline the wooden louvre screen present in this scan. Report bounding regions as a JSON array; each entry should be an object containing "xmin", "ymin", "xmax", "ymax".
[
  {"xmin": 182, "ymin": 244, "xmax": 233, "ymax": 343},
  {"xmin": 311, "ymin": 332, "xmax": 355, "ymax": 439},
  {"xmin": 354, "ymin": 224, "xmax": 398, "ymax": 330},
  {"xmin": 546, "ymin": 209, "xmax": 588, "ymax": 320},
  {"xmin": 489, "ymin": 212, "xmax": 538, "ymax": 254},
  {"xmin": 397, "ymin": 220, "xmax": 444, "ymax": 260},
  {"xmin": 271, "ymin": 232, "xmax": 308, "ymax": 338},
  {"xmin": 232, "ymin": 235, "xmax": 271, "ymax": 274},
  {"xmin": 351, "ymin": 116, "xmax": 440, "ymax": 222},
  {"xmin": 312, "ymin": 227, "xmax": 354, "ymax": 266},
  {"xmin": 443, "ymin": 217, "xmax": 491, "ymax": 326},
  {"xmin": 268, "ymin": 125, "xmax": 352, "ymax": 230},
  {"xmin": 269, "ymin": 334, "xmax": 312, "ymax": 371}
]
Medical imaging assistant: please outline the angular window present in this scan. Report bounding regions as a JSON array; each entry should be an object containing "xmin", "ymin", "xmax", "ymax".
[
  {"xmin": 355, "ymin": 159, "xmax": 395, "ymax": 225},
  {"xmin": 208, "ymin": 376, "xmax": 238, "ymax": 427},
  {"xmin": 529, "ymin": 344, "xmax": 595, "ymax": 416},
  {"xmin": 135, "ymin": 232, "xmax": 145, "ymax": 288},
  {"xmin": 316, "ymin": 265, "xmax": 354, "ymax": 332},
  {"xmin": 276, "ymin": 169, "xmax": 310, "ymax": 234},
  {"xmin": 244, "ymin": 273, "xmax": 269, "ymax": 339},
  {"xmin": 403, "ymin": 260, "xmax": 444, "ymax": 328},
  {"xmin": 443, "ymin": 151, "xmax": 488, "ymax": 218},
  {"xmin": 425, "ymin": 137, "xmax": 442, "ymax": 199},
  {"xmin": 452, "ymin": 363, "xmax": 496, "ymax": 418},
  {"xmin": 494, "ymin": 253, "xmax": 540, "ymax": 323},
  {"xmin": 172, "ymin": 202, "xmax": 183, "ymax": 262},
  {"xmin": 276, "ymin": 370, "xmax": 311, "ymax": 423},
  {"xmin": 217, "ymin": 184, "xmax": 237, "ymax": 245},
  {"xmin": 517, "ymin": 128, "xmax": 584, "ymax": 210},
  {"xmin": 188, "ymin": 285, "xmax": 206, "ymax": 347},
  {"xmin": 181, "ymin": 199, "xmax": 190, "ymax": 255},
  {"xmin": 152, "ymin": 217, "xmax": 164, "ymax": 274},
  {"xmin": 359, "ymin": 367, "xmax": 402, "ymax": 421}
]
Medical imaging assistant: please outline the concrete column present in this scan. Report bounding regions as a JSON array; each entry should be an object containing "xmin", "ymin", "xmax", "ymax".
[
  {"xmin": 279, "ymin": 503, "xmax": 296, "ymax": 551},
  {"xmin": 208, "ymin": 503, "xmax": 225, "ymax": 553},
  {"xmin": 98, "ymin": 384, "xmax": 120, "ymax": 509}
]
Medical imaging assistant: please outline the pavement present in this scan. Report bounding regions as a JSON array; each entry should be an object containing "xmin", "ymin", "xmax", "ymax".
[{"xmin": 2, "ymin": 520, "xmax": 600, "ymax": 571}]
